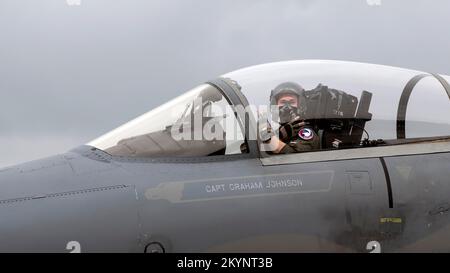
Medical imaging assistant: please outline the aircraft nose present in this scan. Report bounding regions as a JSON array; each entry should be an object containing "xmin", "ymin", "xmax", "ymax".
[
  {"xmin": 0, "ymin": 154, "xmax": 74, "ymax": 201},
  {"xmin": 0, "ymin": 146, "xmax": 124, "ymax": 202}
]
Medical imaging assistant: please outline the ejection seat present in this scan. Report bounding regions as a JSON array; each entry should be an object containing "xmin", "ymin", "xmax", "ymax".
[{"xmin": 304, "ymin": 84, "xmax": 373, "ymax": 150}]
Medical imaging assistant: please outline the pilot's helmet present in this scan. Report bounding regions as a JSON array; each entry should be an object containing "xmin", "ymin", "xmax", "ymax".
[
  {"xmin": 270, "ymin": 82, "xmax": 307, "ymax": 124},
  {"xmin": 270, "ymin": 82, "xmax": 306, "ymax": 106}
]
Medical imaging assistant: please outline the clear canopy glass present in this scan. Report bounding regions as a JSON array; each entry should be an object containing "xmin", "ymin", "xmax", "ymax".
[
  {"xmin": 223, "ymin": 60, "xmax": 450, "ymax": 141},
  {"xmin": 89, "ymin": 60, "xmax": 450, "ymax": 157},
  {"xmin": 89, "ymin": 84, "xmax": 246, "ymax": 157}
]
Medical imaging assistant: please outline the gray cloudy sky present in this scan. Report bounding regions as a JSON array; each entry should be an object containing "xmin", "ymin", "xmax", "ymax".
[{"xmin": 1, "ymin": 0, "xmax": 450, "ymax": 167}]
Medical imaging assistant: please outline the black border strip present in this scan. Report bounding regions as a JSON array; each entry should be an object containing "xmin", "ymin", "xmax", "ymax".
[{"xmin": 379, "ymin": 157, "xmax": 394, "ymax": 208}]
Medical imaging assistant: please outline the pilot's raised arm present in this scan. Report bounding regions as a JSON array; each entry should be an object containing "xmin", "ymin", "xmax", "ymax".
[{"xmin": 263, "ymin": 82, "xmax": 320, "ymax": 154}]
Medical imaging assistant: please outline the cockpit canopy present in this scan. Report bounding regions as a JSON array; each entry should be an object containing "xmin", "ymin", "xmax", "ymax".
[
  {"xmin": 89, "ymin": 84, "xmax": 246, "ymax": 157},
  {"xmin": 89, "ymin": 60, "xmax": 450, "ymax": 158}
]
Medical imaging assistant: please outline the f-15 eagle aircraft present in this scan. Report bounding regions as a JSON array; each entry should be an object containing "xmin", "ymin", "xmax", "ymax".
[{"xmin": 1, "ymin": 60, "xmax": 450, "ymax": 253}]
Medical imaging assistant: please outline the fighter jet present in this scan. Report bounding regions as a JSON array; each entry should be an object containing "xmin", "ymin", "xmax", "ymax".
[{"xmin": 1, "ymin": 60, "xmax": 450, "ymax": 253}]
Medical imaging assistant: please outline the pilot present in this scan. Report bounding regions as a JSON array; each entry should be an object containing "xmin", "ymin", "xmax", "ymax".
[{"xmin": 260, "ymin": 82, "xmax": 320, "ymax": 154}]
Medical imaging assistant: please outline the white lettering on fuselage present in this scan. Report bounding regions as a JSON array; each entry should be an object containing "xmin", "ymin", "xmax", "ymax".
[
  {"xmin": 266, "ymin": 179, "xmax": 302, "ymax": 189},
  {"xmin": 229, "ymin": 182, "xmax": 264, "ymax": 191},
  {"xmin": 204, "ymin": 178, "xmax": 303, "ymax": 195},
  {"xmin": 205, "ymin": 184, "xmax": 226, "ymax": 193}
]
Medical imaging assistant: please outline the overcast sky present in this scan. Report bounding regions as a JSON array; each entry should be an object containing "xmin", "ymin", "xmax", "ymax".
[{"xmin": 1, "ymin": 0, "xmax": 450, "ymax": 167}]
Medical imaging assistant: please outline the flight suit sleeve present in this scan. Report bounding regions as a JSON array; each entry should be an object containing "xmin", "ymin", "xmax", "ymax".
[{"xmin": 279, "ymin": 130, "xmax": 320, "ymax": 154}]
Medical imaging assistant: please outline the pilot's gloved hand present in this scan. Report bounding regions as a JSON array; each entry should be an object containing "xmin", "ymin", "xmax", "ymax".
[
  {"xmin": 279, "ymin": 117, "xmax": 306, "ymax": 142},
  {"xmin": 258, "ymin": 116, "xmax": 275, "ymax": 143}
]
